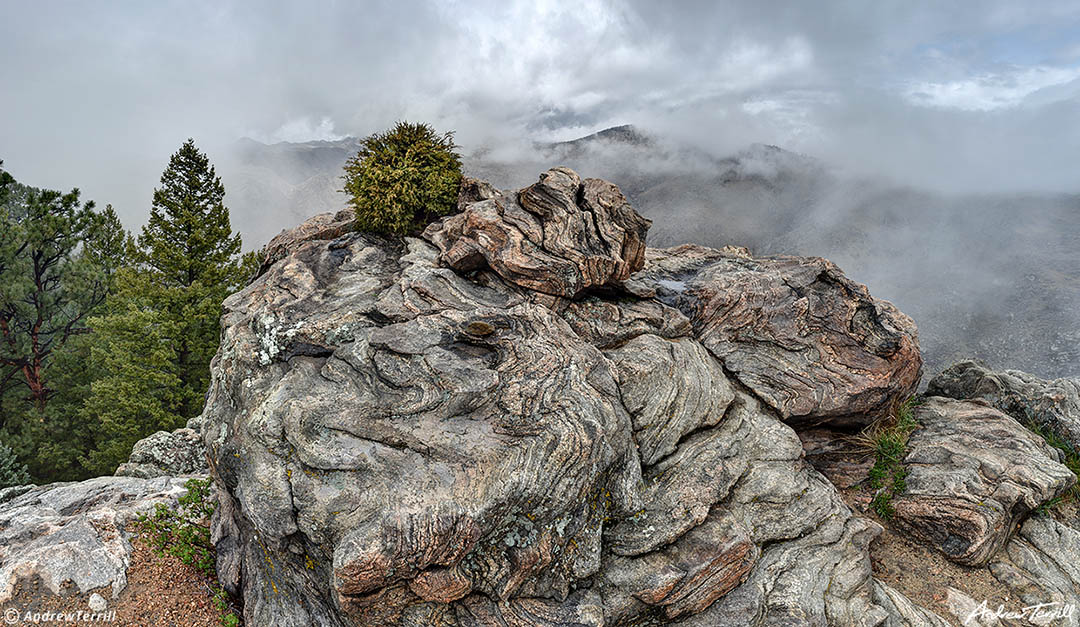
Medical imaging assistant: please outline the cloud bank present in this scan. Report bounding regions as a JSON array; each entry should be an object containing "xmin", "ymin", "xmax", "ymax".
[{"xmin": 1, "ymin": 0, "xmax": 1079, "ymax": 229}]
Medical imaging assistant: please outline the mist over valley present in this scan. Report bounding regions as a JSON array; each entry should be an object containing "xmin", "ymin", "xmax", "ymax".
[{"xmin": 223, "ymin": 126, "xmax": 1080, "ymax": 380}]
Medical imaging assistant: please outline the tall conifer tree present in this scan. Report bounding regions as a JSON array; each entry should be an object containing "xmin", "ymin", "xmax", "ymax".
[{"xmin": 133, "ymin": 138, "xmax": 244, "ymax": 420}]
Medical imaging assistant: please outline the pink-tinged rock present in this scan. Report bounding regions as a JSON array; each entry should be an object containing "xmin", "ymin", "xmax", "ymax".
[{"xmin": 424, "ymin": 167, "xmax": 650, "ymax": 298}]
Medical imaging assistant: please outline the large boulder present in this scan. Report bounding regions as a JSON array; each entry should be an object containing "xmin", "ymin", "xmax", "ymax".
[
  {"xmin": 892, "ymin": 397, "xmax": 1076, "ymax": 566},
  {"xmin": 0, "ymin": 476, "xmax": 192, "ymax": 602},
  {"xmin": 202, "ymin": 168, "xmax": 925, "ymax": 626},
  {"xmin": 629, "ymin": 244, "xmax": 922, "ymax": 429},
  {"xmin": 929, "ymin": 359, "xmax": 1080, "ymax": 451},
  {"xmin": 115, "ymin": 426, "xmax": 206, "ymax": 479},
  {"xmin": 425, "ymin": 167, "xmax": 650, "ymax": 299}
]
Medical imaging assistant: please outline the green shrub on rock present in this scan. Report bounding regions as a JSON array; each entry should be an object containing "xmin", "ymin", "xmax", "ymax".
[
  {"xmin": 341, "ymin": 121, "xmax": 463, "ymax": 235},
  {"xmin": 0, "ymin": 440, "xmax": 31, "ymax": 489}
]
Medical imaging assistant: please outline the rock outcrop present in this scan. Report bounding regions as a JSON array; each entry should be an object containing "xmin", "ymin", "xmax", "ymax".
[
  {"xmin": 425, "ymin": 167, "xmax": 650, "ymax": 299},
  {"xmin": 200, "ymin": 168, "xmax": 925, "ymax": 626},
  {"xmin": 115, "ymin": 426, "xmax": 206, "ymax": 479},
  {"xmin": 0, "ymin": 476, "xmax": 193, "ymax": 602},
  {"xmin": 892, "ymin": 397, "xmax": 1076, "ymax": 566},
  {"xmin": 628, "ymin": 244, "xmax": 922, "ymax": 429},
  {"xmin": 929, "ymin": 359, "xmax": 1080, "ymax": 451}
]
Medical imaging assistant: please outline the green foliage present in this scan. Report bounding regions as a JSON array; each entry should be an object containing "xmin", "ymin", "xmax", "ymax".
[
  {"xmin": 341, "ymin": 121, "xmax": 462, "ymax": 235},
  {"xmin": 1024, "ymin": 420, "xmax": 1080, "ymax": 514},
  {"xmin": 126, "ymin": 138, "xmax": 245, "ymax": 420},
  {"xmin": 0, "ymin": 173, "xmax": 122, "ymax": 410},
  {"xmin": 0, "ymin": 162, "xmax": 129, "ymax": 482},
  {"xmin": 0, "ymin": 439, "xmax": 30, "ymax": 489},
  {"xmin": 866, "ymin": 396, "xmax": 922, "ymax": 520},
  {"xmin": 79, "ymin": 284, "xmax": 188, "ymax": 476},
  {"xmin": 136, "ymin": 478, "xmax": 240, "ymax": 626},
  {"xmin": 79, "ymin": 139, "xmax": 246, "ymax": 475}
]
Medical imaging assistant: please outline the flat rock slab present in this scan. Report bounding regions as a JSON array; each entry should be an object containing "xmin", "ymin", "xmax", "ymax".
[
  {"xmin": 0, "ymin": 476, "xmax": 193, "ymax": 602},
  {"xmin": 929, "ymin": 359, "xmax": 1080, "ymax": 452},
  {"xmin": 893, "ymin": 397, "xmax": 1076, "ymax": 566}
]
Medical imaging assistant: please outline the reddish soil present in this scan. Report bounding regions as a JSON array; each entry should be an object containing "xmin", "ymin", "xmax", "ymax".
[{"xmin": 5, "ymin": 534, "xmax": 241, "ymax": 626}]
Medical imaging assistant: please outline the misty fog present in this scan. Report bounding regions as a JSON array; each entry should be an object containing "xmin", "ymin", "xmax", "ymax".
[{"xmin": 2, "ymin": 2, "xmax": 1079, "ymax": 380}]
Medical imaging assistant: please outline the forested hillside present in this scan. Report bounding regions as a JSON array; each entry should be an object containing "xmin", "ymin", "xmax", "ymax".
[{"xmin": 0, "ymin": 143, "xmax": 256, "ymax": 485}]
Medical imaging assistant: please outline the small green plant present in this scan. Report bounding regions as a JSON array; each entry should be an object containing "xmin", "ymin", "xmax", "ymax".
[
  {"xmin": 136, "ymin": 478, "xmax": 241, "ymax": 625},
  {"xmin": 341, "ymin": 121, "xmax": 463, "ymax": 235},
  {"xmin": 862, "ymin": 396, "xmax": 922, "ymax": 520},
  {"xmin": 1024, "ymin": 420, "xmax": 1080, "ymax": 513},
  {"xmin": 0, "ymin": 441, "xmax": 31, "ymax": 489}
]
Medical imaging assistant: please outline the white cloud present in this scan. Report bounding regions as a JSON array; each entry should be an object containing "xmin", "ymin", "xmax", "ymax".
[
  {"xmin": 265, "ymin": 117, "xmax": 344, "ymax": 144},
  {"xmin": 905, "ymin": 65, "xmax": 1080, "ymax": 111}
]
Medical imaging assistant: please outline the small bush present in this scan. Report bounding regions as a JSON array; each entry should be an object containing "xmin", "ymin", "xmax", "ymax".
[
  {"xmin": 137, "ymin": 478, "xmax": 240, "ymax": 626},
  {"xmin": 0, "ymin": 441, "xmax": 31, "ymax": 489},
  {"xmin": 341, "ymin": 121, "xmax": 463, "ymax": 235}
]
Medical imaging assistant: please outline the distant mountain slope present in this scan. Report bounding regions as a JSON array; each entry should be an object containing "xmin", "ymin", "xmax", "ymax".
[{"xmin": 221, "ymin": 127, "xmax": 1080, "ymax": 380}]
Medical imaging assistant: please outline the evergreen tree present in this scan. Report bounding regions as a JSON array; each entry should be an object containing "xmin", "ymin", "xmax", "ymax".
[
  {"xmin": 0, "ymin": 439, "xmax": 30, "ymax": 489},
  {"xmin": 0, "ymin": 167, "xmax": 123, "ymax": 414},
  {"xmin": 0, "ymin": 162, "xmax": 127, "ymax": 482},
  {"xmin": 80, "ymin": 279, "xmax": 186, "ymax": 476},
  {"xmin": 130, "ymin": 138, "xmax": 244, "ymax": 419}
]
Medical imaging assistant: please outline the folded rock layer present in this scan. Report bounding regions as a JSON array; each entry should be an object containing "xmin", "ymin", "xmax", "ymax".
[{"xmin": 201, "ymin": 168, "xmax": 924, "ymax": 626}]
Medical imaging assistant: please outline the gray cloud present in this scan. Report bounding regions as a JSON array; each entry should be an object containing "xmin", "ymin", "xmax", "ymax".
[{"xmin": 2, "ymin": 0, "xmax": 1079, "ymax": 231}]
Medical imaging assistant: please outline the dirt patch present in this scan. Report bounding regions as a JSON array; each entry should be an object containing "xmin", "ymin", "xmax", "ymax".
[
  {"xmin": 4, "ymin": 534, "xmax": 240, "ymax": 626},
  {"xmin": 839, "ymin": 486, "xmax": 1035, "ymax": 626}
]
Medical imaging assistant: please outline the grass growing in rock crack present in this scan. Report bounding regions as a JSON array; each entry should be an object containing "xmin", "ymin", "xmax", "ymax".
[
  {"xmin": 855, "ymin": 396, "xmax": 922, "ymax": 520},
  {"xmin": 137, "ymin": 478, "xmax": 241, "ymax": 626},
  {"xmin": 1024, "ymin": 422, "xmax": 1080, "ymax": 515}
]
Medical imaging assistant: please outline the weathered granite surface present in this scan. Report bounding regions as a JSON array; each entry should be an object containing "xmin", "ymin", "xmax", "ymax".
[
  {"xmin": 0, "ymin": 476, "xmax": 193, "ymax": 602},
  {"xmin": 929, "ymin": 359, "xmax": 1080, "ymax": 451},
  {"xmin": 115, "ymin": 426, "xmax": 206, "ymax": 479},
  {"xmin": 892, "ymin": 397, "xmax": 1076, "ymax": 566},
  {"xmin": 199, "ymin": 168, "xmax": 926, "ymax": 626}
]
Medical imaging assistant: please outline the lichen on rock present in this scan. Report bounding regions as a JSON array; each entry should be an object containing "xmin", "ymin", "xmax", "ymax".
[{"xmin": 200, "ymin": 168, "xmax": 928, "ymax": 626}]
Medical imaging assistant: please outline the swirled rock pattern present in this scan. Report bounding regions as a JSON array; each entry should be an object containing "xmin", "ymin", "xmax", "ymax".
[
  {"xmin": 424, "ymin": 167, "xmax": 650, "ymax": 299},
  {"xmin": 201, "ymin": 169, "xmax": 927, "ymax": 626},
  {"xmin": 892, "ymin": 397, "xmax": 1076, "ymax": 566},
  {"xmin": 629, "ymin": 244, "xmax": 923, "ymax": 429},
  {"xmin": 929, "ymin": 359, "xmax": 1080, "ymax": 451}
]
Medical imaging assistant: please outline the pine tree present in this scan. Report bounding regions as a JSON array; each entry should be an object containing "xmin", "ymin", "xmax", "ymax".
[
  {"xmin": 0, "ymin": 167, "xmax": 123, "ymax": 414},
  {"xmin": 138, "ymin": 139, "xmax": 242, "ymax": 290},
  {"xmin": 80, "ymin": 288, "xmax": 186, "ymax": 476},
  {"xmin": 0, "ymin": 162, "xmax": 127, "ymax": 482},
  {"xmin": 0, "ymin": 439, "xmax": 30, "ymax": 489},
  {"xmin": 132, "ymin": 139, "xmax": 244, "ymax": 419}
]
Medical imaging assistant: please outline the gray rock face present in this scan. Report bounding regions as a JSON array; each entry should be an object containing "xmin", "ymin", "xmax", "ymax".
[
  {"xmin": 872, "ymin": 580, "xmax": 952, "ymax": 627},
  {"xmin": 115, "ymin": 427, "xmax": 206, "ymax": 479},
  {"xmin": 631, "ymin": 244, "xmax": 923, "ymax": 429},
  {"xmin": 893, "ymin": 397, "xmax": 1076, "ymax": 566},
  {"xmin": 260, "ymin": 207, "xmax": 357, "ymax": 275},
  {"xmin": 202, "ymin": 168, "xmax": 926, "ymax": 626},
  {"xmin": 0, "ymin": 476, "xmax": 192, "ymax": 602},
  {"xmin": 987, "ymin": 515, "xmax": 1080, "ymax": 627},
  {"xmin": 929, "ymin": 359, "xmax": 1080, "ymax": 451}
]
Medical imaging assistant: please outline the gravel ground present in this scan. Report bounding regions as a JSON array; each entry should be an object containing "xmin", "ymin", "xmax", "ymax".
[{"xmin": 846, "ymin": 487, "xmax": 1044, "ymax": 627}]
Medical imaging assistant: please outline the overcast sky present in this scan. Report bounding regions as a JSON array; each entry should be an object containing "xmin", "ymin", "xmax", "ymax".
[{"xmin": 2, "ymin": 1, "xmax": 1079, "ymax": 227}]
